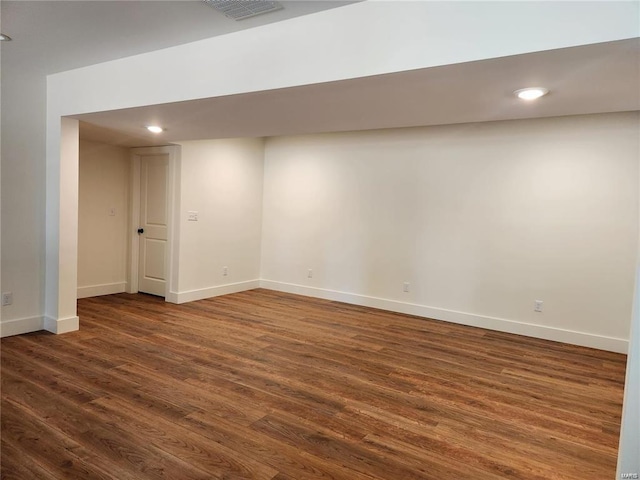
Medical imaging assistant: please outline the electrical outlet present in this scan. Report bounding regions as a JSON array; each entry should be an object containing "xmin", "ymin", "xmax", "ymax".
[
  {"xmin": 534, "ymin": 300, "xmax": 543, "ymax": 312},
  {"xmin": 403, "ymin": 282, "xmax": 410, "ymax": 293},
  {"xmin": 223, "ymin": 266, "xmax": 228, "ymax": 276},
  {"xmin": 307, "ymin": 269, "xmax": 313, "ymax": 278},
  {"xmin": 2, "ymin": 292, "xmax": 13, "ymax": 306}
]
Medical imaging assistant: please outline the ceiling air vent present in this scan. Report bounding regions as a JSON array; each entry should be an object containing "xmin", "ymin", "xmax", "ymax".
[{"xmin": 203, "ymin": 1, "xmax": 284, "ymax": 20}]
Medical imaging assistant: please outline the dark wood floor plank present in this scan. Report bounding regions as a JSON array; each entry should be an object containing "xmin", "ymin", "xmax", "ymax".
[
  {"xmin": 181, "ymin": 408, "xmax": 373, "ymax": 480},
  {"xmin": 10, "ymin": 336, "xmax": 199, "ymax": 422},
  {"xmin": 0, "ymin": 372, "xmax": 212, "ymax": 480},
  {"xmin": 1, "ymin": 288, "xmax": 627, "ymax": 479},
  {"xmin": 87, "ymin": 395, "xmax": 278, "ymax": 480},
  {"xmin": 1, "ymin": 398, "xmax": 129, "ymax": 480},
  {"xmin": 0, "ymin": 439, "xmax": 60, "ymax": 480},
  {"xmin": 393, "ymin": 369, "xmax": 621, "ymax": 447}
]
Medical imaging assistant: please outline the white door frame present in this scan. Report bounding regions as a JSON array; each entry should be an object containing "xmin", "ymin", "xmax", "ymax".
[{"xmin": 128, "ymin": 145, "xmax": 181, "ymax": 300}]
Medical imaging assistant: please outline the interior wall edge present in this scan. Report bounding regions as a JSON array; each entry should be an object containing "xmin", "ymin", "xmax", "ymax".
[{"xmin": 259, "ymin": 280, "xmax": 629, "ymax": 354}]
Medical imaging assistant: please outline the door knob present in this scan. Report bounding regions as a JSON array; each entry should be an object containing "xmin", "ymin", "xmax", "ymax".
[{"xmin": 137, "ymin": 228, "xmax": 144, "ymax": 235}]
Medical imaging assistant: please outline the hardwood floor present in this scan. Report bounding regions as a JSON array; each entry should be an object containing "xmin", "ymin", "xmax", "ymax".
[{"xmin": 1, "ymin": 289, "xmax": 627, "ymax": 479}]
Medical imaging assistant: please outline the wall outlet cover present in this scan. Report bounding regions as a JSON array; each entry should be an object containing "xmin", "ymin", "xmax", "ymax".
[{"xmin": 2, "ymin": 292, "xmax": 13, "ymax": 306}]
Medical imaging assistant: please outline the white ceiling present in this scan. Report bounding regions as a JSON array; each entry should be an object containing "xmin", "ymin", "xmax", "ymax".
[
  {"xmin": 0, "ymin": 0, "xmax": 355, "ymax": 75},
  {"xmin": 74, "ymin": 38, "xmax": 640, "ymax": 146},
  {"xmin": 2, "ymin": 1, "xmax": 638, "ymax": 146}
]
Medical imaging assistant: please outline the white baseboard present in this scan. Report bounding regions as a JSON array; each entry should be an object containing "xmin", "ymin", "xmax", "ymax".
[
  {"xmin": 259, "ymin": 280, "xmax": 629, "ymax": 354},
  {"xmin": 77, "ymin": 282, "xmax": 127, "ymax": 299},
  {"xmin": 4, "ymin": 280, "xmax": 628, "ymax": 352},
  {"xmin": 166, "ymin": 279, "xmax": 260, "ymax": 304},
  {"xmin": 0, "ymin": 316, "xmax": 44, "ymax": 338},
  {"xmin": 44, "ymin": 315, "xmax": 79, "ymax": 334}
]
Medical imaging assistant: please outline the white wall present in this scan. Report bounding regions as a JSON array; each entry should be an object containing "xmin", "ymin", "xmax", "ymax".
[
  {"xmin": 169, "ymin": 138, "xmax": 264, "ymax": 303},
  {"xmin": 0, "ymin": 70, "xmax": 46, "ymax": 334},
  {"xmin": 77, "ymin": 139, "xmax": 130, "ymax": 298},
  {"xmin": 261, "ymin": 113, "xmax": 639, "ymax": 352}
]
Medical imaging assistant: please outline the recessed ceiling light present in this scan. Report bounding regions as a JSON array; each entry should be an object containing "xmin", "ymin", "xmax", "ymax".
[
  {"xmin": 146, "ymin": 125, "xmax": 164, "ymax": 133},
  {"xmin": 0, "ymin": 34, "xmax": 12, "ymax": 41},
  {"xmin": 514, "ymin": 87, "xmax": 549, "ymax": 100}
]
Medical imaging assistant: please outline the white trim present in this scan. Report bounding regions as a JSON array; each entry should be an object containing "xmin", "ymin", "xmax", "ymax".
[
  {"xmin": 259, "ymin": 280, "xmax": 629, "ymax": 354},
  {"xmin": 44, "ymin": 315, "xmax": 79, "ymax": 335},
  {"xmin": 77, "ymin": 282, "xmax": 127, "ymax": 299},
  {"xmin": 128, "ymin": 152, "xmax": 141, "ymax": 293},
  {"xmin": 167, "ymin": 145, "xmax": 182, "ymax": 299},
  {"xmin": 166, "ymin": 280, "xmax": 260, "ymax": 304},
  {"xmin": 0, "ymin": 316, "xmax": 44, "ymax": 338}
]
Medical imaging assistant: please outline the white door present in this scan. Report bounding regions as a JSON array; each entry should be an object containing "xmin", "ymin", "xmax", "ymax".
[{"xmin": 138, "ymin": 153, "xmax": 169, "ymax": 296}]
